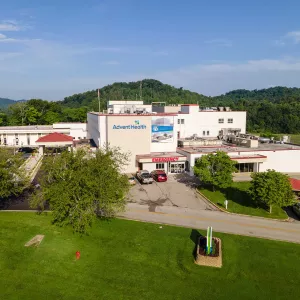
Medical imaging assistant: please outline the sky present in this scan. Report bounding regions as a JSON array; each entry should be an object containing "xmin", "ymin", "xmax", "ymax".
[{"xmin": 1, "ymin": 0, "xmax": 300, "ymax": 100}]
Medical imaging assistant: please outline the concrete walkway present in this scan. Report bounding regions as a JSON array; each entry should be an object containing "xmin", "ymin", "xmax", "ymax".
[
  {"xmin": 122, "ymin": 203, "xmax": 300, "ymax": 244},
  {"xmin": 22, "ymin": 154, "xmax": 43, "ymax": 181}
]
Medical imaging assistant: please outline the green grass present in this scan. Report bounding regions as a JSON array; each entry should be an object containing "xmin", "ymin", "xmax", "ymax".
[
  {"xmin": 1, "ymin": 213, "xmax": 300, "ymax": 300},
  {"xmin": 290, "ymin": 134, "xmax": 300, "ymax": 144},
  {"xmin": 199, "ymin": 182, "xmax": 287, "ymax": 219}
]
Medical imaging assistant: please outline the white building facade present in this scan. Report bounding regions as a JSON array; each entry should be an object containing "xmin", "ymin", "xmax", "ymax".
[
  {"xmin": 2, "ymin": 100, "xmax": 300, "ymax": 176},
  {"xmin": 87, "ymin": 112, "xmax": 182, "ymax": 173},
  {"xmin": 0, "ymin": 123, "xmax": 87, "ymax": 147},
  {"xmin": 177, "ymin": 105, "xmax": 246, "ymax": 139}
]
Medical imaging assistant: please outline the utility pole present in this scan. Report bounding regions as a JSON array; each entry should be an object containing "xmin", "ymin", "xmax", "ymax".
[
  {"xmin": 98, "ymin": 89, "xmax": 100, "ymax": 112},
  {"xmin": 139, "ymin": 81, "xmax": 142, "ymax": 100}
]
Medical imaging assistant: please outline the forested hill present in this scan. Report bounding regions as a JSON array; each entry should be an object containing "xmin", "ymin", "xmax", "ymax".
[
  {"xmin": 62, "ymin": 79, "xmax": 211, "ymax": 108},
  {"xmin": 2, "ymin": 80, "xmax": 300, "ymax": 134},
  {"xmin": 0, "ymin": 98, "xmax": 16, "ymax": 108},
  {"xmin": 214, "ymin": 87, "xmax": 300, "ymax": 103},
  {"xmin": 61, "ymin": 79, "xmax": 300, "ymax": 108},
  {"xmin": 61, "ymin": 80, "xmax": 300, "ymax": 134}
]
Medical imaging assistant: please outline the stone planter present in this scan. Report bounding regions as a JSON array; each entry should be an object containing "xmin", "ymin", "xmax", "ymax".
[{"xmin": 195, "ymin": 237, "xmax": 222, "ymax": 268}]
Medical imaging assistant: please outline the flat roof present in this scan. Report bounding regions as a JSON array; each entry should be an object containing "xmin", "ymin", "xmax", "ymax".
[
  {"xmin": 88, "ymin": 112, "xmax": 177, "ymax": 116},
  {"xmin": 179, "ymin": 142, "xmax": 300, "ymax": 154},
  {"xmin": 0, "ymin": 125, "xmax": 53, "ymax": 131}
]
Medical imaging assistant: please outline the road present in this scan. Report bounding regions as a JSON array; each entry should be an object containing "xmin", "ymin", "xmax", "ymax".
[{"xmin": 122, "ymin": 203, "xmax": 300, "ymax": 244}]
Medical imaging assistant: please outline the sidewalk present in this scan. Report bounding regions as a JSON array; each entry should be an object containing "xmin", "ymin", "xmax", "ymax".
[{"xmin": 22, "ymin": 154, "xmax": 43, "ymax": 181}]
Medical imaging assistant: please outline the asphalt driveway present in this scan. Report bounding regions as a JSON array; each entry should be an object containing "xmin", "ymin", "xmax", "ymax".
[{"xmin": 127, "ymin": 173, "xmax": 216, "ymax": 212}]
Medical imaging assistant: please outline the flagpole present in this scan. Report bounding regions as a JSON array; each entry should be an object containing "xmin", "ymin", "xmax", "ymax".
[{"xmin": 98, "ymin": 89, "xmax": 100, "ymax": 112}]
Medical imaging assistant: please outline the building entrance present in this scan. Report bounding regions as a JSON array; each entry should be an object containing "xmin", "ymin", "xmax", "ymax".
[{"xmin": 168, "ymin": 162, "xmax": 185, "ymax": 173}]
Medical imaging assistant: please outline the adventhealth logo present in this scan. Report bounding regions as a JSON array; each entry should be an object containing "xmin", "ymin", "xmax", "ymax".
[{"xmin": 113, "ymin": 120, "xmax": 147, "ymax": 130}]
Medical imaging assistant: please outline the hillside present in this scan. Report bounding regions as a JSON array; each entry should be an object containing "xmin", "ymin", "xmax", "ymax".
[
  {"xmin": 61, "ymin": 79, "xmax": 211, "ymax": 108},
  {"xmin": 62, "ymin": 80, "xmax": 300, "ymax": 108},
  {"xmin": 2, "ymin": 80, "xmax": 300, "ymax": 134},
  {"xmin": 0, "ymin": 98, "xmax": 16, "ymax": 108},
  {"xmin": 215, "ymin": 87, "xmax": 300, "ymax": 103},
  {"xmin": 61, "ymin": 80, "xmax": 300, "ymax": 134}
]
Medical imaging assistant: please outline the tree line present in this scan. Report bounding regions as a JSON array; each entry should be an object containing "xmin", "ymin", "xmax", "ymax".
[{"xmin": 1, "ymin": 80, "xmax": 300, "ymax": 134}]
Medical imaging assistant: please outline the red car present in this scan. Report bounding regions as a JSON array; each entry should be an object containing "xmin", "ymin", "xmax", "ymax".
[{"xmin": 151, "ymin": 170, "xmax": 167, "ymax": 182}]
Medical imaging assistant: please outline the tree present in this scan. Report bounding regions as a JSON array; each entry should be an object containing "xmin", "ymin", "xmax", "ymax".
[
  {"xmin": 43, "ymin": 111, "xmax": 61, "ymax": 124},
  {"xmin": 25, "ymin": 106, "xmax": 41, "ymax": 124},
  {"xmin": 250, "ymin": 170, "xmax": 295, "ymax": 213},
  {"xmin": 193, "ymin": 151, "xmax": 237, "ymax": 190},
  {"xmin": 8, "ymin": 102, "xmax": 28, "ymax": 125},
  {"xmin": 0, "ymin": 148, "xmax": 29, "ymax": 199},
  {"xmin": 30, "ymin": 147, "xmax": 130, "ymax": 234}
]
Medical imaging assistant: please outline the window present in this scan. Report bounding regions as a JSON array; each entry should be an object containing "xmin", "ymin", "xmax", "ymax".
[
  {"xmin": 78, "ymin": 137, "xmax": 81, "ymax": 140},
  {"xmin": 207, "ymin": 131, "xmax": 209, "ymax": 136},
  {"xmin": 73, "ymin": 137, "xmax": 75, "ymax": 139},
  {"xmin": 218, "ymin": 118, "xmax": 224, "ymax": 124},
  {"xmin": 203, "ymin": 131, "xmax": 205, "ymax": 136},
  {"xmin": 156, "ymin": 163, "xmax": 165, "ymax": 169},
  {"xmin": 181, "ymin": 119, "xmax": 185, "ymax": 124},
  {"xmin": 228, "ymin": 118, "xmax": 233, "ymax": 123},
  {"xmin": 177, "ymin": 119, "xmax": 180, "ymax": 124}
]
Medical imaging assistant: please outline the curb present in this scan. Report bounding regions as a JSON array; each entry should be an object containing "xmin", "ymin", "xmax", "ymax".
[{"xmin": 196, "ymin": 190, "xmax": 289, "ymax": 222}]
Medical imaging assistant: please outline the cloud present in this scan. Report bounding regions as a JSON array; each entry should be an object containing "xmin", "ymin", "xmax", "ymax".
[
  {"xmin": 275, "ymin": 30, "xmax": 300, "ymax": 46},
  {"xmin": 154, "ymin": 57, "xmax": 300, "ymax": 96},
  {"xmin": 204, "ymin": 39, "xmax": 232, "ymax": 47},
  {"xmin": 0, "ymin": 35, "xmax": 41, "ymax": 43},
  {"xmin": 274, "ymin": 39, "xmax": 285, "ymax": 46},
  {"xmin": 286, "ymin": 31, "xmax": 300, "ymax": 44},
  {"xmin": 0, "ymin": 20, "xmax": 24, "ymax": 31}
]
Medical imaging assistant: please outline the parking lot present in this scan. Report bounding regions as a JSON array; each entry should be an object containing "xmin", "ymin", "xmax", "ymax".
[{"xmin": 127, "ymin": 173, "xmax": 216, "ymax": 212}]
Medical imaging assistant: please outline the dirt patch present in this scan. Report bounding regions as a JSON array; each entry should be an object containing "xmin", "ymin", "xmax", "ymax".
[{"xmin": 25, "ymin": 235, "xmax": 44, "ymax": 247}]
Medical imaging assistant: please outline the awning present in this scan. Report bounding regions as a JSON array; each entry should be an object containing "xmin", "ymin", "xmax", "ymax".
[{"xmin": 230, "ymin": 154, "xmax": 267, "ymax": 163}]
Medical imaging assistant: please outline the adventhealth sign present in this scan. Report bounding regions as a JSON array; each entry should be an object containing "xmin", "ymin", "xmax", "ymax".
[{"xmin": 112, "ymin": 120, "xmax": 147, "ymax": 130}]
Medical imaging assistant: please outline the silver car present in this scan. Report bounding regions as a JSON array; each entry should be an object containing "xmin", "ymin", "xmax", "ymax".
[{"xmin": 136, "ymin": 170, "xmax": 154, "ymax": 184}]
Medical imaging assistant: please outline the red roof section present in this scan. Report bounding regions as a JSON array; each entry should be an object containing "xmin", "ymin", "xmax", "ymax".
[
  {"xmin": 36, "ymin": 132, "xmax": 73, "ymax": 143},
  {"xmin": 289, "ymin": 178, "xmax": 300, "ymax": 191}
]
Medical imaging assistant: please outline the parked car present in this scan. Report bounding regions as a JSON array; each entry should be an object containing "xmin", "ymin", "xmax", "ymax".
[
  {"xmin": 128, "ymin": 176, "xmax": 136, "ymax": 185},
  {"xmin": 136, "ymin": 170, "xmax": 153, "ymax": 184},
  {"xmin": 151, "ymin": 170, "xmax": 167, "ymax": 182},
  {"xmin": 292, "ymin": 202, "xmax": 300, "ymax": 219}
]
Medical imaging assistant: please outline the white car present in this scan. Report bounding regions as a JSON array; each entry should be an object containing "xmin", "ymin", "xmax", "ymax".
[{"xmin": 136, "ymin": 170, "xmax": 154, "ymax": 184}]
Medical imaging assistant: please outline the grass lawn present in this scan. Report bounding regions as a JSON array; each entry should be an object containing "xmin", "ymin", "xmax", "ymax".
[
  {"xmin": 1, "ymin": 213, "xmax": 300, "ymax": 300},
  {"xmin": 290, "ymin": 134, "xmax": 300, "ymax": 144},
  {"xmin": 199, "ymin": 182, "xmax": 287, "ymax": 219}
]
